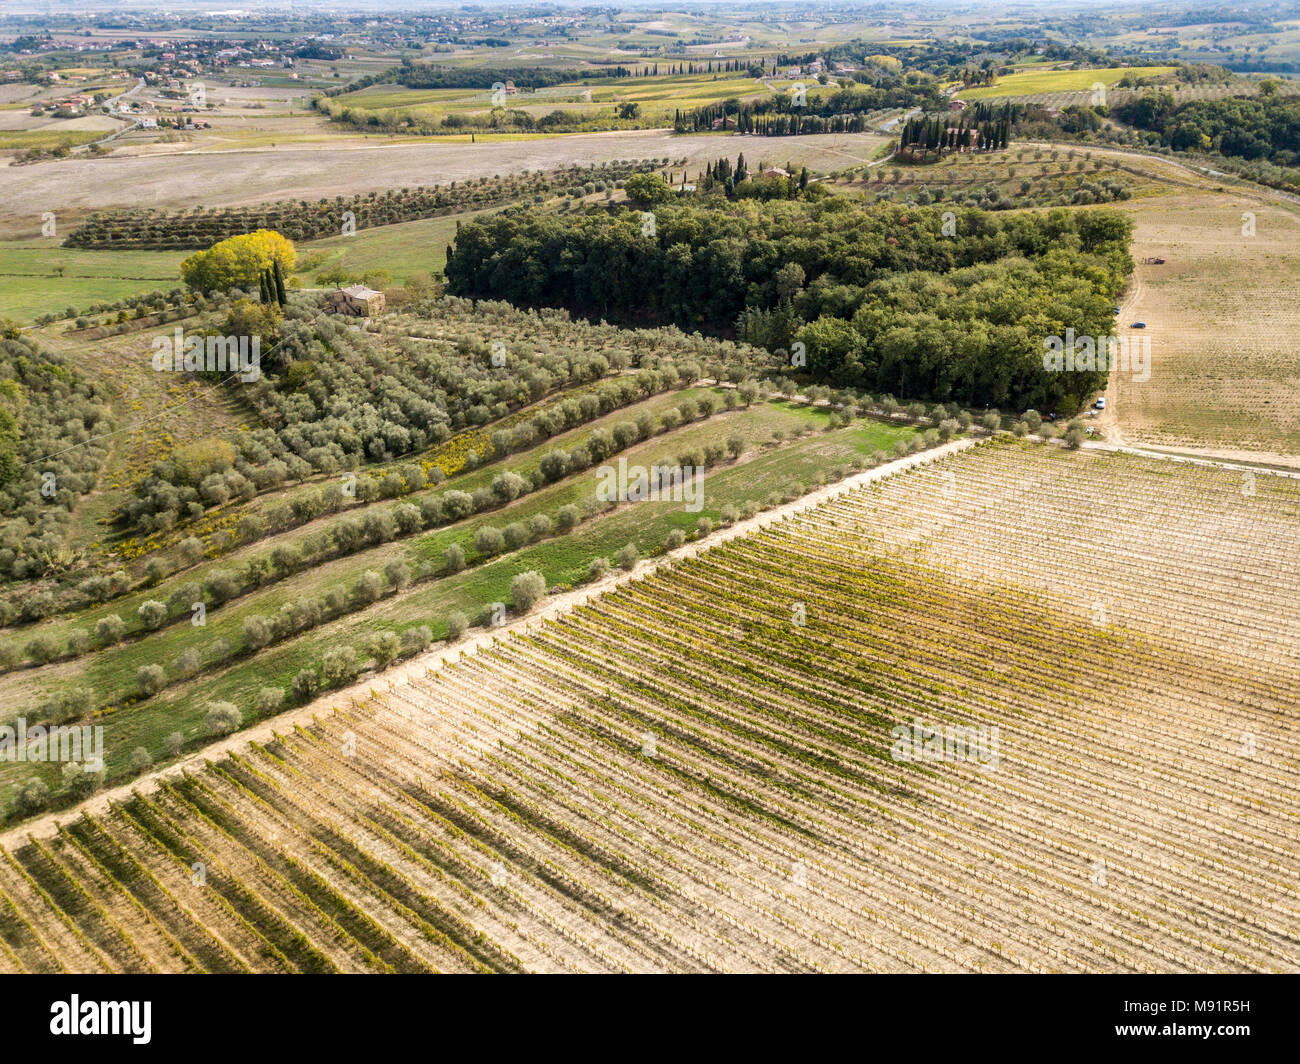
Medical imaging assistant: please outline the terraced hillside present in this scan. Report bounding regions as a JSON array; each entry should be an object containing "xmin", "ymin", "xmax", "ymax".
[{"xmin": 1, "ymin": 440, "xmax": 1296, "ymax": 972}]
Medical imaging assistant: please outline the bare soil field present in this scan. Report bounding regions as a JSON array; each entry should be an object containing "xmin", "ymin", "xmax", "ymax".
[
  {"xmin": 0, "ymin": 112, "xmax": 45, "ymax": 131},
  {"xmin": 0, "ymin": 130, "xmax": 886, "ymax": 222},
  {"xmin": 0, "ymin": 85, "xmax": 44, "ymax": 106},
  {"xmin": 0, "ymin": 112, "xmax": 120, "ymax": 132},
  {"xmin": 211, "ymin": 85, "xmax": 314, "ymax": 105},
  {"xmin": 1114, "ymin": 190, "xmax": 1300, "ymax": 462}
]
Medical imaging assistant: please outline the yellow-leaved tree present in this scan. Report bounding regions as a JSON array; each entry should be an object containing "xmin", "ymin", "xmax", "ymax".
[{"xmin": 180, "ymin": 230, "xmax": 296, "ymax": 293}]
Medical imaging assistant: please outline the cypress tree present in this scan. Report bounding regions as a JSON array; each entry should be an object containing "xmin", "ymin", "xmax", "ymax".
[{"xmin": 272, "ymin": 259, "xmax": 287, "ymax": 305}]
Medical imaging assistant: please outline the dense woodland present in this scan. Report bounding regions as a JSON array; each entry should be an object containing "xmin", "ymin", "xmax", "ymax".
[
  {"xmin": 1115, "ymin": 91, "xmax": 1300, "ymax": 162},
  {"xmin": 1110, "ymin": 90, "xmax": 1300, "ymax": 192},
  {"xmin": 446, "ymin": 199, "xmax": 1132, "ymax": 413}
]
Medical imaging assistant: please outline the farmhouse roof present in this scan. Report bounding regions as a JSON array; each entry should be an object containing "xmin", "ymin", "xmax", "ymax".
[{"xmin": 340, "ymin": 285, "xmax": 382, "ymax": 299}]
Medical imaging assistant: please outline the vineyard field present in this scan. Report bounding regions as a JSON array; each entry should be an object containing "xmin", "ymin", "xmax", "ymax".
[{"xmin": 3, "ymin": 440, "xmax": 1296, "ymax": 972}]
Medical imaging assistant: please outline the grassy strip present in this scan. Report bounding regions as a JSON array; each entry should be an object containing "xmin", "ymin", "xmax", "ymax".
[{"xmin": 0, "ymin": 417, "xmax": 919, "ymax": 816}]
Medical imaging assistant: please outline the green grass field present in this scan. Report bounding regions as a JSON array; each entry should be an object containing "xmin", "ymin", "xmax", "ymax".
[
  {"xmin": 0, "ymin": 241, "xmax": 186, "ymax": 322},
  {"xmin": 293, "ymin": 209, "xmax": 492, "ymax": 284},
  {"xmin": 5, "ymin": 200, "xmax": 509, "ymax": 322},
  {"xmin": 959, "ymin": 65, "xmax": 1177, "ymax": 100},
  {"xmin": 0, "ymin": 129, "xmax": 106, "ymax": 151}
]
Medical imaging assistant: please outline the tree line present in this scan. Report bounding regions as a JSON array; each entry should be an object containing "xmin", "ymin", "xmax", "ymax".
[
  {"xmin": 898, "ymin": 110, "xmax": 1013, "ymax": 158},
  {"xmin": 675, "ymin": 79, "xmax": 939, "ymax": 135},
  {"xmin": 318, "ymin": 58, "xmax": 744, "ymax": 101},
  {"xmin": 65, "ymin": 161, "xmax": 655, "ymax": 250},
  {"xmin": 684, "ymin": 111, "xmax": 880, "ymax": 136},
  {"xmin": 1114, "ymin": 91, "xmax": 1300, "ymax": 164},
  {"xmin": 322, "ymin": 60, "xmax": 587, "ymax": 98}
]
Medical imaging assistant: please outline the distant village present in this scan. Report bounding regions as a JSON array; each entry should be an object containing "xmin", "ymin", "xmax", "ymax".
[
  {"xmin": 2, "ymin": 34, "xmax": 307, "ymax": 102},
  {"xmin": 1, "ymin": 35, "xmax": 314, "ymax": 126}
]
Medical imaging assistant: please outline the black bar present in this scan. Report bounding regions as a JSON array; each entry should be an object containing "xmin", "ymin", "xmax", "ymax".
[{"xmin": 4, "ymin": 973, "xmax": 1292, "ymax": 1052}]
